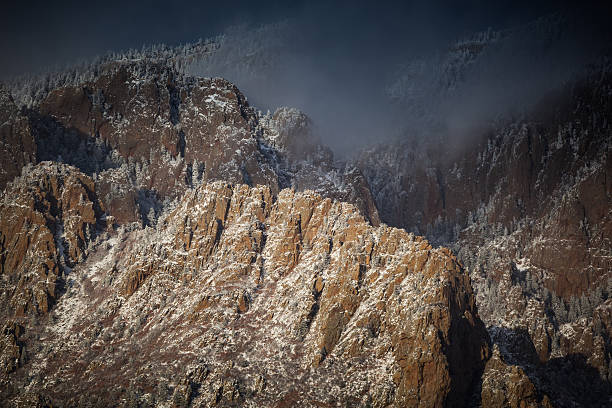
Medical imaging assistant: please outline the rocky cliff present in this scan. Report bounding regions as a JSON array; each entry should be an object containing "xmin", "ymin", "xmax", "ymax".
[
  {"xmin": 1, "ymin": 165, "xmax": 497, "ymax": 407},
  {"xmin": 357, "ymin": 59, "xmax": 612, "ymax": 406},
  {"xmin": 1, "ymin": 23, "xmax": 609, "ymax": 406},
  {"xmin": 0, "ymin": 89, "xmax": 36, "ymax": 190},
  {"xmin": 1, "ymin": 60, "xmax": 379, "ymax": 227},
  {"xmin": 0, "ymin": 66, "xmax": 503, "ymax": 407}
]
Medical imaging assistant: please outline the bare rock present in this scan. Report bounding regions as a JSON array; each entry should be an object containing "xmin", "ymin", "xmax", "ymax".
[
  {"xmin": 0, "ymin": 162, "xmax": 103, "ymax": 318},
  {"xmin": 5, "ymin": 182, "xmax": 490, "ymax": 406},
  {"xmin": 481, "ymin": 345, "xmax": 552, "ymax": 408}
]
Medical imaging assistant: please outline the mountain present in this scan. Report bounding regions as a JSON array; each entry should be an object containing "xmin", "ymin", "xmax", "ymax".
[
  {"xmin": 1, "ymin": 166, "xmax": 493, "ymax": 406},
  {"xmin": 355, "ymin": 21, "xmax": 612, "ymax": 407},
  {"xmin": 1, "ymin": 14, "xmax": 610, "ymax": 407},
  {"xmin": 1, "ymin": 58, "xmax": 380, "ymax": 225}
]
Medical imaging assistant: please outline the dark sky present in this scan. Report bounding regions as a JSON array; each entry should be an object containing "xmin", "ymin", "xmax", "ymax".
[
  {"xmin": 2, "ymin": 0, "xmax": 607, "ymax": 153},
  {"xmin": 1, "ymin": 0, "xmax": 572, "ymax": 79}
]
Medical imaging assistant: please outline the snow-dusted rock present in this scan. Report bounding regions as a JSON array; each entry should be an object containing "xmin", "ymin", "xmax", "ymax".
[{"xmin": 2, "ymin": 181, "xmax": 489, "ymax": 406}]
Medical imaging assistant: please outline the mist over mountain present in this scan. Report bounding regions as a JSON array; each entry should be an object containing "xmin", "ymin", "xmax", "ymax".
[
  {"xmin": 0, "ymin": 1, "xmax": 563, "ymax": 78},
  {"xmin": 4, "ymin": 1, "xmax": 607, "ymax": 155},
  {"xmin": 187, "ymin": 5, "xmax": 611, "ymax": 154},
  {"xmin": 0, "ymin": 2, "xmax": 611, "ymax": 407}
]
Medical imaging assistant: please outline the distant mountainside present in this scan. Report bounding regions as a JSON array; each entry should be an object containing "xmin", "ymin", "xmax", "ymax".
[
  {"xmin": 357, "ymin": 59, "xmax": 612, "ymax": 406},
  {"xmin": 353, "ymin": 15, "xmax": 611, "ymax": 407},
  {"xmin": 1, "ymin": 13, "xmax": 610, "ymax": 408}
]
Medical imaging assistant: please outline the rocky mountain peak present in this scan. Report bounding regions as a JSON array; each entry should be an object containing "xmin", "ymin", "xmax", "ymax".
[{"xmin": 1, "ymin": 16, "xmax": 610, "ymax": 406}]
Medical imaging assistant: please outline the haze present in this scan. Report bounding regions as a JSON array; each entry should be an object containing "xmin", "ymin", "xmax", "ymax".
[{"xmin": 2, "ymin": 0, "xmax": 608, "ymax": 153}]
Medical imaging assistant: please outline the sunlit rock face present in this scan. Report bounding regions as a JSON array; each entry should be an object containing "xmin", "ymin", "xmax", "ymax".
[
  {"xmin": 0, "ymin": 163, "xmax": 105, "ymax": 391},
  {"xmin": 1, "ymin": 18, "xmax": 610, "ymax": 406},
  {"xmin": 0, "ymin": 163, "xmax": 103, "ymax": 319},
  {"xmin": 1, "ymin": 176, "xmax": 491, "ymax": 406},
  {"xmin": 1, "ymin": 62, "xmax": 489, "ymax": 407}
]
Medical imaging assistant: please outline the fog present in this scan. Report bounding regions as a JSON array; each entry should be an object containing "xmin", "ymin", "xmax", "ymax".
[
  {"xmin": 185, "ymin": 2, "xmax": 610, "ymax": 154},
  {"xmin": 2, "ymin": 1, "xmax": 609, "ymax": 155}
]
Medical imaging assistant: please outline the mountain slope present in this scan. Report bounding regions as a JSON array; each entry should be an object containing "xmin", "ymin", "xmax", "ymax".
[
  {"xmin": 357, "ymin": 55, "xmax": 612, "ymax": 407},
  {"xmin": 2, "ymin": 166, "xmax": 493, "ymax": 407},
  {"xmin": 1, "ymin": 15, "xmax": 610, "ymax": 407}
]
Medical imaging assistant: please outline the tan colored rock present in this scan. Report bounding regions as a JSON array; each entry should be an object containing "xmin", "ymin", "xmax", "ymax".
[{"xmin": 17, "ymin": 182, "xmax": 489, "ymax": 406}]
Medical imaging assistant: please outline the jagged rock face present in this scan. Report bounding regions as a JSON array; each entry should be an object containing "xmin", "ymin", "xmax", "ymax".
[
  {"xmin": 0, "ymin": 163, "xmax": 104, "ymax": 320},
  {"xmin": 32, "ymin": 62, "xmax": 279, "ymax": 204},
  {"xmin": 260, "ymin": 107, "xmax": 314, "ymax": 158},
  {"xmin": 358, "ymin": 64, "xmax": 612, "ymax": 406},
  {"xmin": 0, "ymin": 90, "xmax": 36, "ymax": 191},
  {"xmin": 3, "ymin": 182, "xmax": 489, "ymax": 407},
  {"xmin": 360, "ymin": 67, "xmax": 611, "ymax": 265},
  {"xmin": 10, "ymin": 61, "xmax": 379, "ymax": 227},
  {"xmin": 0, "ymin": 163, "xmax": 106, "ymax": 386},
  {"xmin": 261, "ymin": 107, "xmax": 381, "ymax": 226},
  {"xmin": 480, "ymin": 345, "xmax": 552, "ymax": 408},
  {"xmin": 454, "ymin": 69, "xmax": 612, "ymax": 406},
  {"xmin": 0, "ymin": 322, "xmax": 25, "ymax": 375}
]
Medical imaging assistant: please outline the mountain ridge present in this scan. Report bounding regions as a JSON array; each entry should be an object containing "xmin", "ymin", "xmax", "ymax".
[{"xmin": 1, "ymin": 15, "xmax": 610, "ymax": 407}]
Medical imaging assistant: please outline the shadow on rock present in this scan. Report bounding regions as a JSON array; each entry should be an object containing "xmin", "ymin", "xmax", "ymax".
[{"xmin": 489, "ymin": 325, "xmax": 611, "ymax": 407}]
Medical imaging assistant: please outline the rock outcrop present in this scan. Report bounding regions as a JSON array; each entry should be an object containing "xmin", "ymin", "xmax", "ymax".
[
  {"xmin": 0, "ymin": 162, "xmax": 107, "ymax": 395},
  {"xmin": 2, "ymin": 181, "xmax": 489, "ymax": 407},
  {"xmin": 0, "ymin": 163, "xmax": 104, "ymax": 321},
  {"xmin": 480, "ymin": 345, "xmax": 552, "ymax": 408},
  {"xmin": 15, "ymin": 61, "xmax": 378, "ymax": 227},
  {"xmin": 357, "ymin": 60, "xmax": 612, "ymax": 406},
  {"xmin": 0, "ymin": 89, "xmax": 36, "ymax": 191}
]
